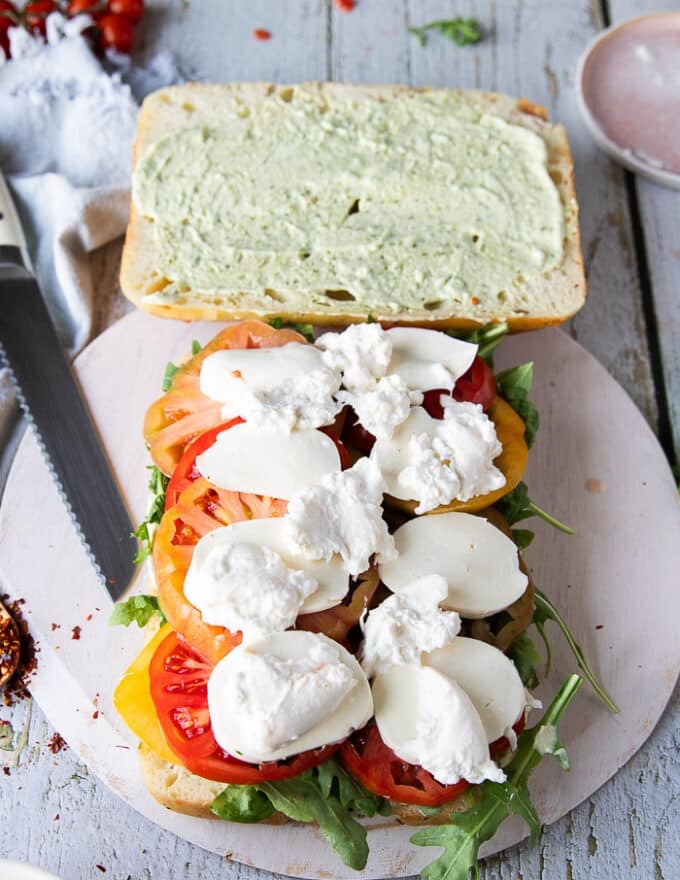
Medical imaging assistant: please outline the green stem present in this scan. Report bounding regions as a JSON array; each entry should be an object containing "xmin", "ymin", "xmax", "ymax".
[
  {"xmin": 508, "ymin": 674, "xmax": 583, "ymax": 784},
  {"xmin": 476, "ymin": 323, "xmax": 508, "ymax": 360},
  {"xmin": 534, "ymin": 592, "xmax": 619, "ymax": 714},
  {"xmin": 527, "ymin": 501, "xmax": 575, "ymax": 535}
]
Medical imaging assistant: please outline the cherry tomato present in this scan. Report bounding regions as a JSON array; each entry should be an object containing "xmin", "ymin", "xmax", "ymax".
[
  {"xmin": 145, "ymin": 321, "xmax": 309, "ymax": 476},
  {"xmin": 24, "ymin": 0, "xmax": 57, "ymax": 36},
  {"xmin": 97, "ymin": 12, "xmax": 134, "ymax": 51},
  {"xmin": 66, "ymin": 0, "xmax": 101, "ymax": 15},
  {"xmin": 107, "ymin": 0, "xmax": 143, "ymax": 24},
  {"xmin": 148, "ymin": 630, "xmax": 340, "ymax": 783},
  {"xmin": 422, "ymin": 355, "xmax": 497, "ymax": 419},
  {"xmin": 340, "ymin": 714, "xmax": 526, "ymax": 806}
]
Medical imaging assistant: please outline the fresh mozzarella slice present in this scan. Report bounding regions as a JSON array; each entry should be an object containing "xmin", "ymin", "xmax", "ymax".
[
  {"xmin": 370, "ymin": 405, "xmax": 505, "ymax": 512},
  {"xmin": 372, "ymin": 664, "xmax": 504, "ymax": 785},
  {"xmin": 379, "ymin": 512, "xmax": 527, "ymax": 618},
  {"xmin": 425, "ymin": 637, "xmax": 526, "ymax": 743},
  {"xmin": 200, "ymin": 343, "xmax": 328, "ymax": 400},
  {"xmin": 186, "ymin": 519, "xmax": 349, "ymax": 616},
  {"xmin": 195, "ymin": 422, "xmax": 341, "ymax": 499},
  {"xmin": 208, "ymin": 631, "xmax": 373, "ymax": 763},
  {"xmin": 386, "ymin": 328, "xmax": 477, "ymax": 391}
]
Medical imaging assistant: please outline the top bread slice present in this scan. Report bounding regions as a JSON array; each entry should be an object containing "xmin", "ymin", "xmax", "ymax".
[{"xmin": 121, "ymin": 82, "xmax": 585, "ymax": 330}]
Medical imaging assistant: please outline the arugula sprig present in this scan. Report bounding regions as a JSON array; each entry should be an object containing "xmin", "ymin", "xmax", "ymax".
[
  {"xmin": 409, "ymin": 17, "xmax": 483, "ymax": 48},
  {"xmin": 131, "ymin": 464, "xmax": 169, "ymax": 563},
  {"xmin": 162, "ymin": 340, "xmax": 202, "ymax": 391},
  {"xmin": 211, "ymin": 757, "xmax": 389, "ymax": 870},
  {"xmin": 109, "ymin": 594, "xmax": 166, "ymax": 628},
  {"xmin": 268, "ymin": 317, "xmax": 315, "ymax": 343},
  {"xmin": 507, "ymin": 632, "xmax": 542, "ymax": 689},
  {"xmin": 495, "ymin": 363, "xmax": 540, "ymax": 448},
  {"xmin": 498, "ymin": 480, "xmax": 574, "ymax": 549},
  {"xmin": 534, "ymin": 590, "xmax": 619, "ymax": 714},
  {"xmin": 412, "ymin": 675, "xmax": 582, "ymax": 880}
]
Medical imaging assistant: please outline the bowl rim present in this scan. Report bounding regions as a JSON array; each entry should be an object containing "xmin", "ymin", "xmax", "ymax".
[{"xmin": 575, "ymin": 11, "xmax": 680, "ymax": 190}]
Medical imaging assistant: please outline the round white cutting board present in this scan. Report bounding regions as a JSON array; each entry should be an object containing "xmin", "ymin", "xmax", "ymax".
[{"xmin": 0, "ymin": 311, "xmax": 678, "ymax": 879}]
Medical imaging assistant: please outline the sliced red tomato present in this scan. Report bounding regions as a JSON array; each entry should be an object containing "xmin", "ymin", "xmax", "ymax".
[
  {"xmin": 155, "ymin": 423, "xmax": 352, "ymax": 662},
  {"xmin": 340, "ymin": 714, "xmax": 525, "ymax": 806},
  {"xmin": 421, "ymin": 355, "xmax": 497, "ymax": 419},
  {"xmin": 154, "ymin": 476, "xmax": 287, "ymax": 664},
  {"xmin": 165, "ymin": 420, "xmax": 350, "ymax": 510},
  {"xmin": 148, "ymin": 630, "xmax": 340, "ymax": 782},
  {"xmin": 145, "ymin": 320, "xmax": 308, "ymax": 476}
]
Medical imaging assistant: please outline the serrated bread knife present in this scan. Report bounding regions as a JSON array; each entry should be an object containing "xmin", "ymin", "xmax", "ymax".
[{"xmin": 0, "ymin": 172, "xmax": 137, "ymax": 600}]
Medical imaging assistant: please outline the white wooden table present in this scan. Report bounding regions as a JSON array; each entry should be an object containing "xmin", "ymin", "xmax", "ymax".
[{"xmin": 1, "ymin": 1, "xmax": 679, "ymax": 878}]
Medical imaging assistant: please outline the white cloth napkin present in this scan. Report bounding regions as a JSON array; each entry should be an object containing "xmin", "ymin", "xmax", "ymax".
[{"xmin": 0, "ymin": 33, "xmax": 181, "ymax": 477}]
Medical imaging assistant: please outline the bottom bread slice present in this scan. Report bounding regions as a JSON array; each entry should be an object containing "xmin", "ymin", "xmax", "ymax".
[{"xmin": 139, "ymin": 744, "xmax": 471, "ymax": 827}]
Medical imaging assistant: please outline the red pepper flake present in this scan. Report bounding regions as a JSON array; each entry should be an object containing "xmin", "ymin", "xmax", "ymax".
[
  {"xmin": 85, "ymin": 614, "xmax": 93, "ymax": 622},
  {"xmin": 1, "ymin": 594, "xmax": 39, "ymax": 707},
  {"xmin": 471, "ymin": 296, "xmax": 480, "ymax": 305},
  {"xmin": 54, "ymin": 814, "xmax": 60, "ymax": 820},
  {"xmin": 595, "ymin": 624, "xmax": 604, "ymax": 630},
  {"xmin": 253, "ymin": 28, "xmax": 271, "ymax": 40},
  {"xmin": 92, "ymin": 710, "xmax": 100, "ymax": 720},
  {"xmin": 95, "ymin": 867, "xmax": 107, "ymax": 874},
  {"xmin": 47, "ymin": 733, "xmax": 67, "ymax": 754},
  {"xmin": 2, "ymin": 766, "xmax": 10, "ymax": 776},
  {"xmin": 51, "ymin": 623, "xmax": 60, "ymax": 631},
  {"xmin": 334, "ymin": 0, "xmax": 356, "ymax": 10},
  {"xmin": 71, "ymin": 626, "xmax": 81, "ymax": 641}
]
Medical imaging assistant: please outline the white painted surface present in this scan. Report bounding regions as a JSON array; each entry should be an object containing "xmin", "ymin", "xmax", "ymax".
[{"xmin": 0, "ymin": 312, "xmax": 678, "ymax": 878}]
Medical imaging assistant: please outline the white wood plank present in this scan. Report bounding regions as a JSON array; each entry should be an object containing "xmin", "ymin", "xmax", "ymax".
[{"xmin": 607, "ymin": 0, "xmax": 680, "ymax": 459}]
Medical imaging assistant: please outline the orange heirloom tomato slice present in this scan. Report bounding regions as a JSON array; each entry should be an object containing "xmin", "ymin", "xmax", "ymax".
[
  {"xmin": 145, "ymin": 319, "xmax": 308, "ymax": 475},
  {"xmin": 384, "ymin": 397, "xmax": 529, "ymax": 516}
]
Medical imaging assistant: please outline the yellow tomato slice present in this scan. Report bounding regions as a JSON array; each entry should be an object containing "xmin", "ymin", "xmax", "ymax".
[
  {"xmin": 113, "ymin": 625, "xmax": 177, "ymax": 765},
  {"xmin": 384, "ymin": 397, "xmax": 529, "ymax": 516}
]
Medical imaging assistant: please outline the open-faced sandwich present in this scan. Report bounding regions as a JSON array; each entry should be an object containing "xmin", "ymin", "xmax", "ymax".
[
  {"xmin": 112, "ymin": 82, "xmax": 614, "ymax": 877},
  {"xmin": 112, "ymin": 321, "xmax": 616, "ymax": 877}
]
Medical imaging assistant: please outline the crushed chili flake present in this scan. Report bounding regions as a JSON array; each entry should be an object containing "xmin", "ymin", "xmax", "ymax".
[
  {"xmin": 2, "ymin": 766, "xmax": 10, "ymax": 776},
  {"xmin": 595, "ymin": 624, "xmax": 604, "ymax": 630},
  {"xmin": 51, "ymin": 623, "xmax": 60, "ymax": 631},
  {"xmin": 334, "ymin": 0, "xmax": 356, "ymax": 10},
  {"xmin": 92, "ymin": 710, "xmax": 100, "ymax": 720},
  {"xmin": 0, "ymin": 614, "xmax": 20, "ymax": 685},
  {"xmin": 54, "ymin": 814, "xmax": 60, "ymax": 821},
  {"xmin": 47, "ymin": 733, "xmax": 67, "ymax": 754},
  {"xmin": 95, "ymin": 867, "xmax": 107, "ymax": 873},
  {"xmin": 471, "ymin": 296, "xmax": 480, "ymax": 305},
  {"xmin": 253, "ymin": 28, "xmax": 271, "ymax": 40},
  {"xmin": 1, "ymin": 594, "xmax": 38, "ymax": 707},
  {"xmin": 85, "ymin": 614, "xmax": 93, "ymax": 622},
  {"xmin": 71, "ymin": 626, "xmax": 81, "ymax": 641}
]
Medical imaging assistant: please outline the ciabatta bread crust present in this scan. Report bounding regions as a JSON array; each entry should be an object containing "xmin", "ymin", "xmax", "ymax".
[{"xmin": 121, "ymin": 83, "xmax": 585, "ymax": 330}]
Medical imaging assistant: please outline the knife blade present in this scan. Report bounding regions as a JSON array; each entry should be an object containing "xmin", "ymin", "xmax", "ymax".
[{"xmin": 0, "ymin": 173, "xmax": 137, "ymax": 600}]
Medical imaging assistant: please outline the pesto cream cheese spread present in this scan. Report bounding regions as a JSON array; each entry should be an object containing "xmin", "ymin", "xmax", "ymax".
[{"xmin": 133, "ymin": 89, "xmax": 564, "ymax": 314}]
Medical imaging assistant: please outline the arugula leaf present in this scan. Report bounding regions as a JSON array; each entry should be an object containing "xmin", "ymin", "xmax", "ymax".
[
  {"xmin": 497, "ymin": 481, "xmax": 574, "ymax": 535},
  {"xmin": 409, "ymin": 17, "xmax": 483, "ymax": 48},
  {"xmin": 268, "ymin": 317, "xmax": 315, "ymax": 343},
  {"xmin": 131, "ymin": 464, "xmax": 169, "ymax": 563},
  {"xmin": 191, "ymin": 339, "xmax": 203, "ymax": 355},
  {"xmin": 211, "ymin": 758, "xmax": 389, "ymax": 870},
  {"xmin": 448, "ymin": 322, "xmax": 508, "ymax": 367},
  {"xmin": 162, "ymin": 360, "xmax": 179, "ymax": 392},
  {"xmin": 211, "ymin": 786, "xmax": 275, "ymax": 823},
  {"xmin": 534, "ymin": 590, "xmax": 619, "ymax": 714},
  {"xmin": 109, "ymin": 594, "xmax": 166, "ymax": 628},
  {"xmin": 511, "ymin": 528, "xmax": 535, "ymax": 550},
  {"xmin": 495, "ymin": 362, "xmax": 540, "ymax": 448},
  {"xmin": 412, "ymin": 675, "xmax": 583, "ymax": 880},
  {"xmin": 507, "ymin": 632, "xmax": 541, "ymax": 689}
]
